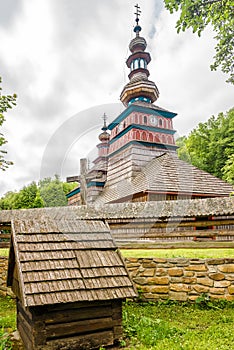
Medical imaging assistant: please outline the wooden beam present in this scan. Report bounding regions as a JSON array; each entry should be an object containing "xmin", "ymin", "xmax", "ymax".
[
  {"xmin": 118, "ymin": 241, "xmax": 234, "ymax": 249},
  {"xmin": 110, "ymin": 219, "xmax": 234, "ymax": 229},
  {"xmin": 144, "ymin": 230, "xmax": 234, "ymax": 238}
]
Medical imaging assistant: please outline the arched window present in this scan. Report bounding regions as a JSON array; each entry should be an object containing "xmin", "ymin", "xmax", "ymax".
[
  {"xmin": 154, "ymin": 134, "xmax": 160, "ymax": 143},
  {"xmin": 142, "ymin": 132, "xmax": 147, "ymax": 141},
  {"xmin": 136, "ymin": 130, "xmax": 140, "ymax": 140},
  {"xmin": 167, "ymin": 135, "xmax": 172, "ymax": 144},
  {"xmin": 149, "ymin": 133, "xmax": 153, "ymax": 142},
  {"xmin": 143, "ymin": 116, "xmax": 147, "ymax": 124},
  {"xmin": 159, "ymin": 119, "xmax": 163, "ymax": 127}
]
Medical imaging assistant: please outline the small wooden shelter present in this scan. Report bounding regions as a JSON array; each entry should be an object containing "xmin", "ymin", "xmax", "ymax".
[{"xmin": 7, "ymin": 210, "xmax": 136, "ymax": 350}]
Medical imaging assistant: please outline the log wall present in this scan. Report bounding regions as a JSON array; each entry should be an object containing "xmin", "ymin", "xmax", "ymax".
[{"xmin": 17, "ymin": 300, "xmax": 122, "ymax": 350}]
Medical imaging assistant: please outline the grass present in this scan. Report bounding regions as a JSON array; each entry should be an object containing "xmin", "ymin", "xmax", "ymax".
[
  {"xmin": 122, "ymin": 300, "xmax": 234, "ymax": 350},
  {"xmin": 2, "ymin": 248, "xmax": 234, "ymax": 259},
  {"xmin": 121, "ymin": 248, "xmax": 234, "ymax": 259},
  {"xmin": 0, "ymin": 295, "xmax": 234, "ymax": 350},
  {"xmin": 0, "ymin": 295, "xmax": 16, "ymax": 350},
  {"xmin": 0, "ymin": 249, "xmax": 9, "ymax": 257}
]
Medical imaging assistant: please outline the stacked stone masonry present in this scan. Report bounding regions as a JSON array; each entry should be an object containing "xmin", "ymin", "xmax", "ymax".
[
  {"xmin": 0, "ymin": 256, "xmax": 13, "ymax": 297},
  {"xmin": 1, "ymin": 255, "xmax": 234, "ymax": 301},
  {"xmin": 125, "ymin": 257, "xmax": 234, "ymax": 301}
]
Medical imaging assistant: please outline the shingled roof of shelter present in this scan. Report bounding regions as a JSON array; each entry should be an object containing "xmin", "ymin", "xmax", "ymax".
[
  {"xmin": 94, "ymin": 153, "xmax": 234, "ymax": 204},
  {"xmin": 1, "ymin": 197, "xmax": 234, "ymax": 224},
  {"xmin": 7, "ymin": 214, "xmax": 136, "ymax": 307}
]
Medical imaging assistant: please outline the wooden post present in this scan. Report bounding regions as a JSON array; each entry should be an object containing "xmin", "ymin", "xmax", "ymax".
[{"xmin": 80, "ymin": 158, "xmax": 87, "ymax": 205}]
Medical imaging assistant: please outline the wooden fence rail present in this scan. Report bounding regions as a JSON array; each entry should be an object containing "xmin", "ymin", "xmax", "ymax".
[
  {"xmin": 109, "ymin": 216, "xmax": 234, "ymax": 248},
  {"xmin": 0, "ymin": 223, "xmax": 11, "ymax": 249}
]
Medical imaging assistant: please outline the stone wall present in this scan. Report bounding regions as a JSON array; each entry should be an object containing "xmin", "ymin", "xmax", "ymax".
[
  {"xmin": 1, "ymin": 255, "xmax": 234, "ymax": 301},
  {"xmin": 125, "ymin": 258, "xmax": 234, "ymax": 301},
  {"xmin": 0, "ymin": 256, "xmax": 13, "ymax": 297}
]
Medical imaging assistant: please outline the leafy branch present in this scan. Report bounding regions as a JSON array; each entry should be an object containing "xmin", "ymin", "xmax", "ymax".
[
  {"xmin": 164, "ymin": 0, "xmax": 234, "ymax": 83},
  {"xmin": 0, "ymin": 77, "xmax": 17, "ymax": 171}
]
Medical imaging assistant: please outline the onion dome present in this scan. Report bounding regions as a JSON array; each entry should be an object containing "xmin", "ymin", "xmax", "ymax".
[
  {"xmin": 99, "ymin": 131, "xmax": 110, "ymax": 142},
  {"xmin": 98, "ymin": 113, "xmax": 110, "ymax": 143},
  {"xmin": 129, "ymin": 35, "xmax": 147, "ymax": 53}
]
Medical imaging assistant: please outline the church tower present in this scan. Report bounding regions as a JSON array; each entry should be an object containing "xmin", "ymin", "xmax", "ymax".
[
  {"xmin": 67, "ymin": 4, "xmax": 234, "ymax": 205},
  {"xmin": 105, "ymin": 5, "xmax": 177, "ymax": 188}
]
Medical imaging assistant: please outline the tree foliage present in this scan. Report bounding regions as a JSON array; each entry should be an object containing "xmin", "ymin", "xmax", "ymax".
[
  {"xmin": 0, "ymin": 176, "xmax": 78, "ymax": 209},
  {"xmin": 0, "ymin": 77, "xmax": 17, "ymax": 170},
  {"xmin": 176, "ymin": 108, "xmax": 234, "ymax": 183},
  {"xmin": 164, "ymin": 0, "xmax": 234, "ymax": 84}
]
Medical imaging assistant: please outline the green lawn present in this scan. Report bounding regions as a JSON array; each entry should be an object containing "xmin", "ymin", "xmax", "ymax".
[
  {"xmin": 121, "ymin": 248, "xmax": 234, "ymax": 259},
  {"xmin": 0, "ymin": 248, "xmax": 9, "ymax": 257},
  {"xmin": 0, "ymin": 296, "xmax": 16, "ymax": 350},
  {"xmin": 2, "ymin": 248, "xmax": 234, "ymax": 259},
  {"xmin": 123, "ymin": 300, "xmax": 234, "ymax": 350},
  {"xmin": 0, "ymin": 296, "xmax": 234, "ymax": 350}
]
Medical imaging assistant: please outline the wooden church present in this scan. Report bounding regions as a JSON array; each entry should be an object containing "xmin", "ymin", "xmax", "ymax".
[{"xmin": 66, "ymin": 6, "xmax": 233, "ymax": 206}]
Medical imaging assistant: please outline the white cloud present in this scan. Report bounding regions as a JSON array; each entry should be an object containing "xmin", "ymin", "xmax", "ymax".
[{"xmin": 0, "ymin": 0, "xmax": 233, "ymax": 196}]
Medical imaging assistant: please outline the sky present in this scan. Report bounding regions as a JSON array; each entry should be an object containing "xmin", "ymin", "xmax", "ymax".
[{"xmin": 0, "ymin": 0, "xmax": 233, "ymax": 196}]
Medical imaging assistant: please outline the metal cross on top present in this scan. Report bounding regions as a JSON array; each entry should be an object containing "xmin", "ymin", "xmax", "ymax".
[
  {"xmin": 134, "ymin": 4, "xmax": 141, "ymax": 25},
  {"xmin": 102, "ymin": 113, "xmax": 108, "ymax": 130}
]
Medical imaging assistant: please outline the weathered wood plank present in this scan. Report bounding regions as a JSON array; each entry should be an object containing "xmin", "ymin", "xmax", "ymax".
[
  {"xmin": 17, "ymin": 300, "xmax": 33, "ymax": 324},
  {"xmin": 18, "ymin": 322, "xmax": 33, "ymax": 350},
  {"xmin": 0, "ymin": 242, "xmax": 10, "ymax": 248},
  {"xmin": 44, "ymin": 305, "xmax": 113, "ymax": 324},
  {"xmin": 144, "ymin": 230, "xmax": 234, "ymax": 238},
  {"xmin": 0, "ymin": 233, "xmax": 11, "ymax": 238},
  {"xmin": 110, "ymin": 219, "xmax": 234, "ymax": 229},
  {"xmin": 44, "ymin": 330, "xmax": 114, "ymax": 350},
  {"xmin": 45, "ymin": 300, "xmax": 112, "ymax": 312},
  {"xmin": 119, "ymin": 241, "xmax": 234, "ymax": 249},
  {"xmin": 17, "ymin": 312, "xmax": 32, "ymax": 343},
  {"xmin": 46, "ymin": 317, "xmax": 113, "ymax": 339}
]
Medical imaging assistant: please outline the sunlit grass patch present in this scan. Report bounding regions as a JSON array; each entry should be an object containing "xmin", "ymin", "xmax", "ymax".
[{"xmin": 121, "ymin": 248, "xmax": 234, "ymax": 259}]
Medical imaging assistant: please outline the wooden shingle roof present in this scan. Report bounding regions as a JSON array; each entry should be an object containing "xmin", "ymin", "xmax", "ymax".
[
  {"xmin": 95, "ymin": 153, "xmax": 234, "ymax": 204},
  {"xmin": 8, "ymin": 215, "xmax": 136, "ymax": 307},
  {"xmin": 1, "ymin": 197, "xmax": 234, "ymax": 224}
]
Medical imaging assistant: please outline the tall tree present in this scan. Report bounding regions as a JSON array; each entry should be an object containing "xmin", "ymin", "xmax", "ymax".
[
  {"xmin": 14, "ymin": 182, "xmax": 38, "ymax": 209},
  {"xmin": 0, "ymin": 176, "xmax": 78, "ymax": 209},
  {"xmin": 222, "ymin": 154, "xmax": 234, "ymax": 185},
  {"xmin": 39, "ymin": 175, "xmax": 78, "ymax": 207},
  {"xmin": 176, "ymin": 108, "xmax": 234, "ymax": 182},
  {"xmin": 164, "ymin": 0, "xmax": 234, "ymax": 83},
  {"xmin": 0, "ymin": 77, "xmax": 17, "ymax": 170}
]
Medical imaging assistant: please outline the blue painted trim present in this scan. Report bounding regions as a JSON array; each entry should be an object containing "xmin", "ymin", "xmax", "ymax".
[
  {"xmin": 129, "ymin": 96, "xmax": 151, "ymax": 104},
  {"xmin": 108, "ymin": 140, "xmax": 177, "ymax": 158},
  {"xmin": 66, "ymin": 187, "xmax": 80, "ymax": 198},
  {"xmin": 109, "ymin": 124, "xmax": 176, "ymax": 145},
  {"xmin": 108, "ymin": 104, "xmax": 177, "ymax": 130},
  {"xmin": 87, "ymin": 181, "xmax": 105, "ymax": 188}
]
